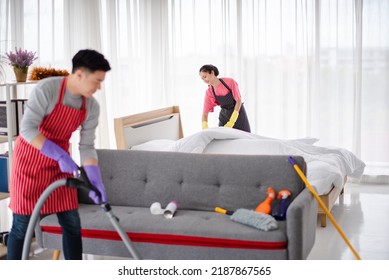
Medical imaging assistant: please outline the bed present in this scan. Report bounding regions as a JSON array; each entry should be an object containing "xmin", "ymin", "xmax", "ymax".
[
  {"xmin": 114, "ymin": 106, "xmax": 184, "ymax": 149},
  {"xmin": 114, "ymin": 106, "xmax": 365, "ymax": 227}
]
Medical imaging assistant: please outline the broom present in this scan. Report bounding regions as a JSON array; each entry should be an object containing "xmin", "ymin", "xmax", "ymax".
[{"xmin": 288, "ymin": 156, "xmax": 361, "ymax": 260}]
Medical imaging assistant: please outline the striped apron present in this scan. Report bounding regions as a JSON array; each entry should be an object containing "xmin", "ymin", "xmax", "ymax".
[
  {"xmin": 9, "ymin": 77, "xmax": 86, "ymax": 215},
  {"xmin": 211, "ymin": 79, "xmax": 251, "ymax": 132}
]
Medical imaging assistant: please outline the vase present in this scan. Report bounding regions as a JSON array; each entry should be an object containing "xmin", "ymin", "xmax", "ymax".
[{"xmin": 13, "ymin": 66, "xmax": 29, "ymax": 82}]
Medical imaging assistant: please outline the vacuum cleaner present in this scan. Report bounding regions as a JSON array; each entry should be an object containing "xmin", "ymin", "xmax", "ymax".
[{"xmin": 21, "ymin": 167, "xmax": 141, "ymax": 260}]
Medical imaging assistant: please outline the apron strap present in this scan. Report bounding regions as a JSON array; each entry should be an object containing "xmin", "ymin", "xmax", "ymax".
[
  {"xmin": 58, "ymin": 77, "xmax": 67, "ymax": 103},
  {"xmin": 211, "ymin": 78, "xmax": 232, "ymax": 99},
  {"xmin": 57, "ymin": 77, "xmax": 86, "ymax": 110},
  {"xmin": 219, "ymin": 78, "xmax": 232, "ymax": 92}
]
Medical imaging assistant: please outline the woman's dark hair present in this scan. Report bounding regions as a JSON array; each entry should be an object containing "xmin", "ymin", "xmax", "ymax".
[
  {"xmin": 72, "ymin": 49, "xmax": 111, "ymax": 73},
  {"xmin": 199, "ymin": 64, "xmax": 219, "ymax": 76}
]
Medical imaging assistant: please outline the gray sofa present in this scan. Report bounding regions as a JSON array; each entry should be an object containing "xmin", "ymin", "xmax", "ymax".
[{"xmin": 37, "ymin": 149, "xmax": 317, "ymax": 260}]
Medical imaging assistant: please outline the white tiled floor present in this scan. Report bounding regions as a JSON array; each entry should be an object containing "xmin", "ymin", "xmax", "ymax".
[
  {"xmin": 2, "ymin": 182, "xmax": 389, "ymax": 260},
  {"xmin": 307, "ymin": 182, "xmax": 389, "ymax": 260}
]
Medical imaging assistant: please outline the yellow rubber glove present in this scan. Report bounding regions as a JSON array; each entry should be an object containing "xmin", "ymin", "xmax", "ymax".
[
  {"xmin": 224, "ymin": 110, "xmax": 239, "ymax": 128},
  {"xmin": 202, "ymin": 121, "xmax": 208, "ymax": 129}
]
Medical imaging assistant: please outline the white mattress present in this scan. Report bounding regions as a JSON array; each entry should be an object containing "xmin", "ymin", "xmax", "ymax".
[
  {"xmin": 131, "ymin": 127, "xmax": 366, "ymax": 195},
  {"xmin": 203, "ymin": 139, "xmax": 338, "ymax": 195}
]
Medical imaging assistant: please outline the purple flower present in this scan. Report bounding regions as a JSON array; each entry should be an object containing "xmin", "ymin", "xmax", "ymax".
[{"xmin": 5, "ymin": 48, "xmax": 38, "ymax": 68}]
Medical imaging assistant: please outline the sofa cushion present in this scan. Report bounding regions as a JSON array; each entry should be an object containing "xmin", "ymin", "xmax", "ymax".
[{"xmin": 40, "ymin": 205, "xmax": 289, "ymax": 259}]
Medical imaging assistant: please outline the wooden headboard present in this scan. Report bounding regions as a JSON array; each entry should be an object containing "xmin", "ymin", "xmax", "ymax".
[{"xmin": 114, "ymin": 106, "xmax": 184, "ymax": 149}]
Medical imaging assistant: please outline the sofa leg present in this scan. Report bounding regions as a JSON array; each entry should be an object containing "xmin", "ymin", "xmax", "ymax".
[{"xmin": 52, "ymin": 249, "xmax": 61, "ymax": 260}]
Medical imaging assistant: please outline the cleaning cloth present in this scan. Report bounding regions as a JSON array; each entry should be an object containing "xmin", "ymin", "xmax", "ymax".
[{"xmin": 230, "ymin": 208, "xmax": 278, "ymax": 231}]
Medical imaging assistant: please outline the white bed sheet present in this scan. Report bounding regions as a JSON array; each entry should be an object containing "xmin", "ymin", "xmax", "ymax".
[{"xmin": 131, "ymin": 127, "xmax": 365, "ymax": 195}]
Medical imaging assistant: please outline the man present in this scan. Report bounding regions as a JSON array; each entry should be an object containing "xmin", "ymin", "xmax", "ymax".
[{"xmin": 7, "ymin": 49, "xmax": 111, "ymax": 260}]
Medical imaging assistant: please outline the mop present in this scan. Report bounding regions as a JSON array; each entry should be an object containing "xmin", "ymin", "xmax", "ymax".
[
  {"xmin": 215, "ymin": 207, "xmax": 278, "ymax": 231},
  {"xmin": 22, "ymin": 167, "xmax": 141, "ymax": 260},
  {"xmin": 288, "ymin": 156, "xmax": 361, "ymax": 260}
]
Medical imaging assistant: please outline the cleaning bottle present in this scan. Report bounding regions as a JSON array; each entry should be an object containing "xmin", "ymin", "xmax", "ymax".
[
  {"xmin": 272, "ymin": 189, "xmax": 292, "ymax": 220},
  {"xmin": 255, "ymin": 187, "xmax": 276, "ymax": 214}
]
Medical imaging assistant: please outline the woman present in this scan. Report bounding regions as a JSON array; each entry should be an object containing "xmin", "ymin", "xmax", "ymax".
[
  {"xmin": 199, "ymin": 64, "xmax": 251, "ymax": 132},
  {"xmin": 7, "ymin": 49, "xmax": 111, "ymax": 260}
]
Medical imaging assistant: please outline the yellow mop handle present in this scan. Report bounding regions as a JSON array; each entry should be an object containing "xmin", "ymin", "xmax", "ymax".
[{"xmin": 288, "ymin": 156, "xmax": 361, "ymax": 260}]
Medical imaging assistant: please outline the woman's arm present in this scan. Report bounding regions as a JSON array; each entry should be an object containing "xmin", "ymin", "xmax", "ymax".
[
  {"xmin": 202, "ymin": 111, "xmax": 209, "ymax": 122},
  {"xmin": 234, "ymin": 98, "xmax": 242, "ymax": 112},
  {"xmin": 202, "ymin": 111, "xmax": 209, "ymax": 129}
]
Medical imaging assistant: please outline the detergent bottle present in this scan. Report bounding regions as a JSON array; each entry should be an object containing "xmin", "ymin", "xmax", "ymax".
[
  {"xmin": 272, "ymin": 189, "xmax": 292, "ymax": 220},
  {"xmin": 255, "ymin": 187, "xmax": 276, "ymax": 214}
]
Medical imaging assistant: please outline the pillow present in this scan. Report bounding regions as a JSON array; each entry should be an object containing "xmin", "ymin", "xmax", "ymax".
[{"xmin": 130, "ymin": 139, "xmax": 175, "ymax": 151}]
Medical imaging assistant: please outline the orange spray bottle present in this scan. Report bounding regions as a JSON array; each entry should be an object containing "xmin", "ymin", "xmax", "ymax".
[{"xmin": 255, "ymin": 187, "xmax": 276, "ymax": 214}]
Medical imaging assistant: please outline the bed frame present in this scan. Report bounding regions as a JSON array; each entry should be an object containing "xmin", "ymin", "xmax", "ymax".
[
  {"xmin": 113, "ymin": 106, "xmax": 343, "ymax": 227},
  {"xmin": 318, "ymin": 180, "xmax": 345, "ymax": 227},
  {"xmin": 114, "ymin": 106, "xmax": 184, "ymax": 149}
]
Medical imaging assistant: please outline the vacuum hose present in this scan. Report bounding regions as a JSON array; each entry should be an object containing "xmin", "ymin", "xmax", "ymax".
[
  {"xmin": 22, "ymin": 168, "xmax": 141, "ymax": 260},
  {"xmin": 22, "ymin": 178, "xmax": 67, "ymax": 260}
]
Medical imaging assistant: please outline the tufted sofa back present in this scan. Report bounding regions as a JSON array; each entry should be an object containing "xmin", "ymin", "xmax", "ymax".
[{"xmin": 79, "ymin": 149, "xmax": 306, "ymax": 212}]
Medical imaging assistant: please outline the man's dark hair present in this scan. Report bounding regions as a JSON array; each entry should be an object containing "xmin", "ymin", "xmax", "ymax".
[
  {"xmin": 199, "ymin": 64, "xmax": 219, "ymax": 76},
  {"xmin": 72, "ymin": 49, "xmax": 111, "ymax": 73}
]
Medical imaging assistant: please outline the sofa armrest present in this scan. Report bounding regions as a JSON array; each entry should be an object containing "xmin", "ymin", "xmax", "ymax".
[{"xmin": 286, "ymin": 188, "xmax": 318, "ymax": 259}]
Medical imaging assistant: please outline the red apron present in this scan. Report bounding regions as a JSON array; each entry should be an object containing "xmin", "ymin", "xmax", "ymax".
[{"xmin": 9, "ymin": 77, "xmax": 86, "ymax": 215}]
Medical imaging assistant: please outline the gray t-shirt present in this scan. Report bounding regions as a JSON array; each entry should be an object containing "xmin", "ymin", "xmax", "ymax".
[{"xmin": 20, "ymin": 76, "xmax": 99, "ymax": 163}]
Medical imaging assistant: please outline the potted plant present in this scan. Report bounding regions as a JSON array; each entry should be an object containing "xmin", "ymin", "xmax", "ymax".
[{"xmin": 5, "ymin": 48, "xmax": 38, "ymax": 82}]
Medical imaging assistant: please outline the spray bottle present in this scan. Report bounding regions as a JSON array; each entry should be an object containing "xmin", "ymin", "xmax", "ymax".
[
  {"xmin": 272, "ymin": 189, "xmax": 292, "ymax": 220},
  {"xmin": 255, "ymin": 187, "xmax": 276, "ymax": 214}
]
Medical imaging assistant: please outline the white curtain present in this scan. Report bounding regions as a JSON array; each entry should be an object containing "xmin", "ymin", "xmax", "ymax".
[
  {"xmin": 1, "ymin": 0, "xmax": 389, "ymax": 182},
  {"xmin": 359, "ymin": 0, "xmax": 389, "ymax": 181}
]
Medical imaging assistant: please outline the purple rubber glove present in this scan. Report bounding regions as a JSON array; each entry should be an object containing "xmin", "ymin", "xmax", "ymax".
[
  {"xmin": 84, "ymin": 165, "xmax": 107, "ymax": 204},
  {"xmin": 40, "ymin": 139, "xmax": 78, "ymax": 174}
]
